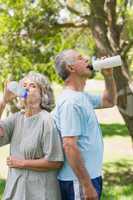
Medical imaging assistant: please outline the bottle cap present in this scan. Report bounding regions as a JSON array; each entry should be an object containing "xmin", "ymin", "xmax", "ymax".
[{"xmin": 21, "ymin": 91, "xmax": 28, "ymax": 98}]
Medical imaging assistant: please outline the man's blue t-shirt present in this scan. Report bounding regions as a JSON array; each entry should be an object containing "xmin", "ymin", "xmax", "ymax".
[{"xmin": 52, "ymin": 88, "xmax": 103, "ymax": 180}]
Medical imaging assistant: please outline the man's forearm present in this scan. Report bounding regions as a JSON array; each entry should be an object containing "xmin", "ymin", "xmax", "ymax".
[
  {"xmin": 63, "ymin": 142, "xmax": 93, "ymax": 188},
  {"xmin": 104, "ymin": 75, "xmax": 117, "ymax": 105}
]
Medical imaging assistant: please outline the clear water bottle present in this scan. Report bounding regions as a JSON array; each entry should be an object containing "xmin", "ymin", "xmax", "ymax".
[
  {"xmin": 92, "ymin": 55, "xmax": 122, "ymax": 71},
  {"xmin": 7, "ymin": 81, "xmax": 28, "ymax": 98}
]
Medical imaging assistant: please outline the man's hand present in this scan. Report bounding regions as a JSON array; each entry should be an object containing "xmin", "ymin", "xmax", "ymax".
[
  {"xmin": 101, "ymin": 68, "xmax": 113, "ymax": 77},
  {"xmin": 83, "ymin": 184, "xmax": 98, "ymax": 200},
  {"xmin": 100, "ymin": 56, "xmax": 113, "ymax": 77},
  {"xmin": 7, "ymin": 156, "xmax": 25, "ymax": 169}
]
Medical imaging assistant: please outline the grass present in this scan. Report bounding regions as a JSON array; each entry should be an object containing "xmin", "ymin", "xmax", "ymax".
[
  {"xmin": 0, "ymin": 179, "xmax": 5, "ymax": 200},
  {"xmin": 100, "ymin": 123, "xmax": 129, "ymax": 137},
  {"xmin": 0, "ymin": 159, "xmax": 132, "ymax": 200},
  {"xmin": 0, "ymin": 123, "xmax": 132, "ymax": 199},
  {"xmin": 101, "ymin": 159, "xmax": 133, "ymax": 200},
  {"xmin": 0, "ymin": 163, "xmax": 132, "ymax": 200}
]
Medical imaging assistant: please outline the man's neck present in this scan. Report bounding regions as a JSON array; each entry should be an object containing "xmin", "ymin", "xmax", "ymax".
[{"xmin": 65, "ymin": 76, "xmax": 86, "ymax": 91}]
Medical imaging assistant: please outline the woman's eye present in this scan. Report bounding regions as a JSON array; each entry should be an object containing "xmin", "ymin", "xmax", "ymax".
[{"xmin": 30, "ymin": 85, "xmax": 36, "ymax": 89}]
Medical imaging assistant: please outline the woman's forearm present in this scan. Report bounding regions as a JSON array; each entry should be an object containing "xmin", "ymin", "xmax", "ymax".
[
  {"xmin": 7, "ymin": 156, "xmax": 63, "ymax": 171},
  {"xmin": 24, "ymin": 158, "xmax": 63, "ymax": 171},
  {"xmin": 0, "ymin": 100, "xmax": 6, "ymax": 137},
  {"xmin": 0, "ymin": 100, "xmax": 6, "ymax": 118}
]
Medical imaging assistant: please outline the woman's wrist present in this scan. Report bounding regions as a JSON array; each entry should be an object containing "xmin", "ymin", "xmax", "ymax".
[
  {"xmin": 0, "ymin": 99, "xmax": 7, "ymax": 109},
  {"xmin": 1, "ymin": 99, "xmax": 7, "ymax": 107},
  {"xmin": 0, "ymin": 100, "xmax": 6, "ymax": 118}
]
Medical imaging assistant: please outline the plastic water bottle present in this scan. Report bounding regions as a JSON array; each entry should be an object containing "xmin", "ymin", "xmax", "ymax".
[
  {"xmin": 7, "ymin": 81, "xmax": 28, "ymax": 98},
  {"xmin": 92, "ymin": 55, "xmax": 122, "ymax": 71}
]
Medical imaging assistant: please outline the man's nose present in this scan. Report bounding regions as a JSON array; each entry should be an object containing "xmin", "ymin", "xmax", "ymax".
[{"xmin": 84, "ymin": 56, "xmax": 89, "ymax": 62}]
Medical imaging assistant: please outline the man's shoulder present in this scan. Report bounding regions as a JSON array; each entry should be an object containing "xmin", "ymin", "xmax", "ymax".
[{"xmin": 57, "ymin": 89, "xmax": 84, "ymax": 104}]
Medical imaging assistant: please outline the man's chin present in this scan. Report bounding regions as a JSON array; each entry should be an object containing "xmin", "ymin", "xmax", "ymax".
[{"xmin": 88, "ymin": 70, "xmax": 96, "ymax": 79}]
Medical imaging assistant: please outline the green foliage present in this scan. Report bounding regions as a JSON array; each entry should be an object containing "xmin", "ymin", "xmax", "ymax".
[
  {"xmin": 101, "ymin": 159, "xmax": 133, "ymax": 200},
  {"xmin": 0, "ymin": 0, "xmax": 133, "ymax": 90},
  {"xmin": 100, "ymin": 123, "xmax": 129, "ymax": 137},
  {"xmin": 0, "ymin": 0, "xmax": 62, "ymax": 87},
  {"xmin": 0, "ymin": 179, "xmax": 5, "ymax": 200}
]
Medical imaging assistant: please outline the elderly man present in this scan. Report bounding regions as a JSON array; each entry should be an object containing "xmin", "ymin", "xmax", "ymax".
[{"xmin": 52, "ymin": 49, "xmax": 117, "ymax": 200}]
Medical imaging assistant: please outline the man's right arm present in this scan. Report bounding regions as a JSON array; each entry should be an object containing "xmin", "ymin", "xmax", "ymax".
[{"xmin": 63, "ymin": 136, "xmax": 98, "ymax": 200}]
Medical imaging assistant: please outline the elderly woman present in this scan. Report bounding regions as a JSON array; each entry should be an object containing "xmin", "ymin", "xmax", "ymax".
[{"xmin": 0, "ymin": 71, "xmax": 64, "ymax": 200}]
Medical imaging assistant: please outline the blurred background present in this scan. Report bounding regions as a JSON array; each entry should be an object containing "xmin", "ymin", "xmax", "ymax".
[{"xmin": 0, "ymin": 0, "xmax": 133, "ymax": 199}]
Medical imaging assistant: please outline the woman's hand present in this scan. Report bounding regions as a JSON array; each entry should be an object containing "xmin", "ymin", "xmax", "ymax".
[
  {"xmin": 3, "ymin": 88, "xmax": 16, "ymax": 104},
  {"xmin": 7, "ymin": 156, "xmax": 25, "ymax": 169}
]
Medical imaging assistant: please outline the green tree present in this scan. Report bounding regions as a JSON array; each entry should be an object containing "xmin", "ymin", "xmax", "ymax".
[{"xmin": 0, "ymin": 0, "xmax": 62, "ymax": 86}]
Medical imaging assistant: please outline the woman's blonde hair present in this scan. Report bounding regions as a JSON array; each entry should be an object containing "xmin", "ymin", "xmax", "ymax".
[{"xmin": 21, "ymin": 71, "xmax": 54, "ymax": 112}]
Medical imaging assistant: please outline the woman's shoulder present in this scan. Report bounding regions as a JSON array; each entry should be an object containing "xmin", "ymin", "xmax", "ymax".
[
  {"xmin": 7, "ymin": 111, "xmax": 22, "ymax": 119},
  {"xmin": 39, "ymin": 110, "xmax": 54, "ymax": 131},
  {"xmin": 40, "ymin": 110, "xmax": 53, "ymax": 121}
]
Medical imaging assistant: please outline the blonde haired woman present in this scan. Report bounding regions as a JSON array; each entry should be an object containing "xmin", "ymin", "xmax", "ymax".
[{"xmin": 0, "ymin": 72, "xmax": 63, "ymax": 200}]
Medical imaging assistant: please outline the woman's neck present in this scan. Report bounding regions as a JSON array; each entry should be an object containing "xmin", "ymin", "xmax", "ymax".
[{"xmin": 24, "ymin": 104, "xmax": 42, "ymax": 117}]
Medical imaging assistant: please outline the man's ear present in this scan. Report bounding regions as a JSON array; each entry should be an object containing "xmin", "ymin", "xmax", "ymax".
[{"xmin": 66, "ymin": 65, "xmax": 75, "ymax": 72}]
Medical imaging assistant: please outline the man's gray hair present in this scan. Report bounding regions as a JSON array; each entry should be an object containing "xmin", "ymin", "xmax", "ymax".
[
  {"xmin": 55, "ymin": 49, "xmax": 76, "ymax": 80},
  {"xmin": 21, "ymin": 71, "xmax": 54, "ymax": 112}
]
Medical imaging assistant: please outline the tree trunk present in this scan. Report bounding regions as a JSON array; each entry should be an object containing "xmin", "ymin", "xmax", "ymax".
[
  {"xmin": 114, "ymin": 65, "xmax": 133, "ymax": 142},
  {"xmin": 90, "ymin": 0, "xmax": 133, "ymax": 141}
]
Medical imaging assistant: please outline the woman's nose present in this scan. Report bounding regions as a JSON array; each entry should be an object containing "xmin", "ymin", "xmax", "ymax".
[{"xmin": 24, "ymin": 85, "xmax": 30, "ymax": 92}]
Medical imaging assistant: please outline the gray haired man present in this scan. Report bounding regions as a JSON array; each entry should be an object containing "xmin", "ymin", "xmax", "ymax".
[{"xmin": 52, "ymin": 49, "xmax": 117, "ymax": 200}]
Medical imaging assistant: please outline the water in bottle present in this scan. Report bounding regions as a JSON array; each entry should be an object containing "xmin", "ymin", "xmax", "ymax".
[
  {"xmin": 92, "ymin": 55, "xmax": 122, "ymax": 71},
  {"xmin": 7, "ymin": 81, "xmax": 28, "ymax": 98}
]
